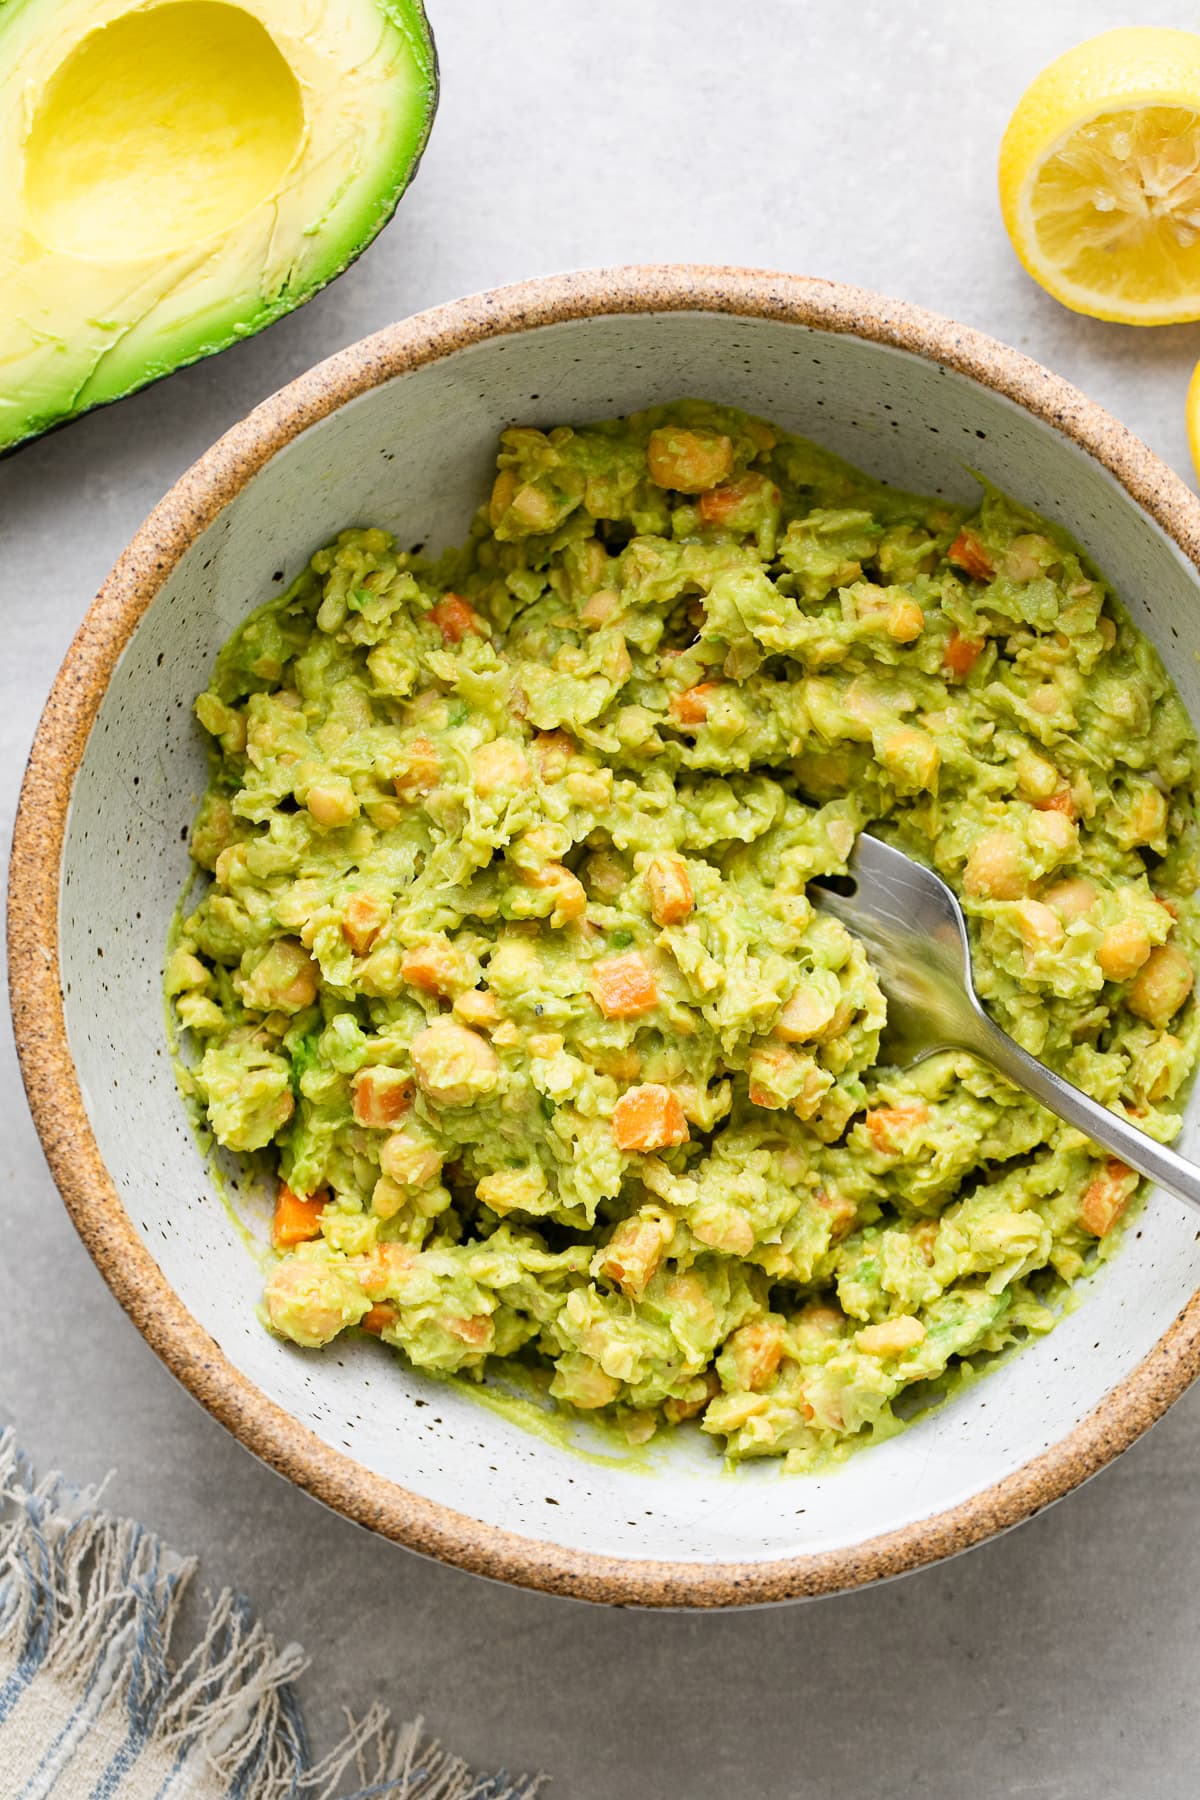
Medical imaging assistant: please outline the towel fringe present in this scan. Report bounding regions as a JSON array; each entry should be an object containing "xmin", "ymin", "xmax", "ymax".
[{"xmin": 0, "ymin": 1430, "xmax": 542, "ymax": 1799}]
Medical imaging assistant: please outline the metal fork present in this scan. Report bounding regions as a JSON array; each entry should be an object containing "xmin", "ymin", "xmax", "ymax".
[{"xmin": 809, "ymin": 831, "xmax": 1200, "ymax": 1213}]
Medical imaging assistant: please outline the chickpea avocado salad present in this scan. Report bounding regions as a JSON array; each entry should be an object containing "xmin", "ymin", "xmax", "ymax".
[{"xmin": 167, "ymin": 401, "xmax": 1200, "ymax": 1471}]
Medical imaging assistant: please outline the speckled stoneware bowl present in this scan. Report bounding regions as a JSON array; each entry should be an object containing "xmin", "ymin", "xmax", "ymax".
[{"xmin": 13, "ymin": 266, "xmax": 1200, "ymax": 1606}]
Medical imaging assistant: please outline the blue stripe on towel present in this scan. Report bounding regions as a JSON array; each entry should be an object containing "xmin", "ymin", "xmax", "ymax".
[{"xmin": 0, "ymin": 1432, "xmax": 543, "ymax": 1800}]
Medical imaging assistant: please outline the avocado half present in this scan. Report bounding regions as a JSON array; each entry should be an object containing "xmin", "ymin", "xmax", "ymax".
[{"xmin": 1, "ymin": 0, "xmax": 437, "ymax": 452}]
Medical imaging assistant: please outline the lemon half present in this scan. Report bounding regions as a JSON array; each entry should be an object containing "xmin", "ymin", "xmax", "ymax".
[{"xmin": 1000, "ymin": 28, "xmax": 1200, "ymax": 324}]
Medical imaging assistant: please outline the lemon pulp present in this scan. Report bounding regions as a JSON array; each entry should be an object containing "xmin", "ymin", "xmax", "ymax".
[{"xmin": 1028, "ymin": 107, "xmax": 1200, "ymax": 312}]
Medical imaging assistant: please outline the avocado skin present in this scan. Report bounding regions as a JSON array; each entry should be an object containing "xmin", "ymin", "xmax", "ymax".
[{"xmin": 3, "ymin": 0, "xmax": 439, "ymax": 458}]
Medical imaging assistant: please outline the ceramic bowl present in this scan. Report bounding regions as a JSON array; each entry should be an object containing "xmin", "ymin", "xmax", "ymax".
[{"xmin": 14, "ymin": 266, "xmax": 1200, "ymax": 1607}]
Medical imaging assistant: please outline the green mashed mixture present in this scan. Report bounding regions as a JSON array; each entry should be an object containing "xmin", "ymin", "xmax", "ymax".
[{"xmin": 168, "ymin": 402, "xmax": 1200, "ymax": 1470}]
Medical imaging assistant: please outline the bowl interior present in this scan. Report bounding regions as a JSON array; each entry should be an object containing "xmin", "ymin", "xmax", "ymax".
[{"xmin": 59, "ymin": 307, "xmax": 1200, "ymax": 1573}]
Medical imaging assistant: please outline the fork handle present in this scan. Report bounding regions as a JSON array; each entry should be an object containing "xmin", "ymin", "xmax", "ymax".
[{"xmin": 968, "ymin": 1009, "xmax": 1200, "ymax": 1216}]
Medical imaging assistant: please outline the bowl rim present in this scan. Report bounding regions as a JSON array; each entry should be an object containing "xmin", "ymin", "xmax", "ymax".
[{"xmin": 12, "ymin": 262, "xmax": 1200, "ymax": 1607}]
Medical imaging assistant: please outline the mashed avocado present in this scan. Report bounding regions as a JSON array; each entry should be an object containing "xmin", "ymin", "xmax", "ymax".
[{"xmin": 168, "ymin": 402, "xmax": 1200, "ymax": 1470}]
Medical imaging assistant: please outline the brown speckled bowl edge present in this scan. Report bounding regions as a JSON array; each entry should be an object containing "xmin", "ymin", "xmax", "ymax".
[{"xmin": 11, "ymin": 264, "xmax": 1200, "ymax": 1607}]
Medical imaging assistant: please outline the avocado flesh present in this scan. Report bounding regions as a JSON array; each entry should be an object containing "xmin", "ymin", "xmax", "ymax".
[{"xmin": 0, "ymin": 0, "xmax": 436, "ymax": 452}]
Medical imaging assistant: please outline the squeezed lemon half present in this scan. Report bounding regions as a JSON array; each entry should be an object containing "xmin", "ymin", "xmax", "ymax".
[
  {"xmin": 999, "ymin": 28, "xmax": 1200, "ymax": 324},
  {"xmin": 1184, "ymin": 357, "xmax": 1200, "ymax": 484}
]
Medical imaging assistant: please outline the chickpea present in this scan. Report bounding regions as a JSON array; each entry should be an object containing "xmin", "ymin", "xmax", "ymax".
[
  {"xmin": 690, "ymin": 1202, "xmax": 756, "ymax": 1258},
  {"xmin": 518, "ymin": 823, "xmax": 568, "ymax": 863},
  {"xmin": 582, "ymin": 850, "xmax": 628, "ymax": 902},
  {"xmin": 525, "ymin": 861, "xmax": 588, "ymax": 925},
  {"xmin": 357, "ymin": 944, "xmax": 403, "ymax": 997},
  {"xmin": 964, "ymin": 829, "xmax": 1027, "ymax": 901},
  {"xmin": 371, "ymin": 1176, "xmax": 407, "ymax": 1221},
  {"xmin": 1042, "ymin": 877, "xmax": 1098, "ymax": 922},
  {"xmin": 886, "ymin": 598, "xmax": 925, "ymax": 643},
  {"xmin": 843, "ymin": 679, "xmax": 888, "ymax": 729},
  {"xmin": 411, "ymin": 1021, "xmax": 500, "ymax": 1107},
  {"xmin": 1003, "ymin": 534, "xmax": 1052, "ymax": 582},
  {"xmin": 214, "ymin": 842, "xmax": 249, "ymax": 887},
  {"xmin": 264, "ymin": 1257, "xmax": 364, "ymax": 1349},
  {"xmin": 489, "ymin": 468, "xmax": 518, "ymax": 526},
  {"xmin": 774, "ymin": 985, "xmax": 837, "ymax": 1043},
  {"xmin": 190, "ymin": 793, "xmax": 236, "ymax": 869},
  {"xmin": 1029, "ymin": 808, "xmax": 1078, "ymax": 857},
  {"xmin": 240, "ymin": 938, "xmax": 319, "ymax": 1013},
  {"xmin": 453, "ymin": 987, "xmax": 501, "ymax": 1028},
  {"xmin": 165, "ymin": 948, "xmax": 210, "ymax": 996},
  {"xmin": 1015, "ymin": 748, "xmax": 1058, "ymax": 803},
  {"xmin": 1119, "ymin": 785, "xmax": 1168, "ymax": 848},
  {"xmin": 532, "ymin": 730, "xmax": 575, "ymax": 780},
  {"xmin": 856, "ymin": 1316, "xmax": 926, "ymax": 1357},
  {"xmin": 880, "ymin": 726, "xmax": 939, "ymax": 791},
  {"xmin": 1141, "ymin": 1033, "xmax": 1183, "ymax": 1105},
  {"xmin": 593, "ymin": 1208, "xmax": 674, "ymax": 1300},
  {"xmin": 1127, "ymin": 945, "xmax": 1195, "ymax": 1027},
  {"xmin": 552, "ymin": 1356, "xmax": 622, "ymax": 1410},
  {"xmin": 646, "ymin": 427, "xmax": 733, "ymax": 493},
  {"xmin": 725, "ymin": 1317, "xmax": 787, "ymax": 1392},
  {"xmin": 1097, "ymin": 919, "xmax": 1152, "ymax": 983},
  {"xmin": 565, "ymin": 766, "xmax": 613, "ymax": 809},
  {"xmin": 206, "ymin": 695, "xmax": 249, "ymax": 753},
  {"xmin": 476, "ymin": 1168, "xmax": 549, "ymax": 1215},
  {"xmin": 306, "ymin": 780, "xmax": 358, "ymax": 828},
  {"xmin": 380, "ymin": 1130, "xmax": 443, "ymax": 1189},
  {"xmin": 663, "ymin": 1370, "xmax": 721, "ymax": 1425},
  {"xmin": 471, "ymin": 740, "xmax": 530, "ymax": 796},
  {"xmin": 509, "ymin": 483, "xmax": 558, "ymax": 532},
  {"xmin": 580, "ymin": 589, "xmax": 619, "ymax": 628},
  {"xmin": 1015, "ymin": 900, "xmax": 1065, "ymax": 951},
  {"xmin": 792, "ymin": 1301, "xmax": 847, "ymax": 1347},
  {"xmin": 601, "ymin": 636, "xmax": 633, "ymax": 682}
]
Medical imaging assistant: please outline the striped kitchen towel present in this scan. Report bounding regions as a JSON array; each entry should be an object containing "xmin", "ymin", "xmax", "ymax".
[{"xmin": 0, "ymin": 1432, "xmax": 541, "ymax": 1800}]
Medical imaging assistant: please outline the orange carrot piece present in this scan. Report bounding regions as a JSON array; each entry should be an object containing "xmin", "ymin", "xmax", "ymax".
[
  {"xmin": 532, "ymin": 729, "xmax": 575, "ymax": 777},
  {"xmin": 361, "ymin": 1303, "xmax": 397, "ymax": 1335},
  {"xmin": 1080, "ymin": 1158, "xmax": 1137, "ymax": 1237},
  {"xmin": 1035, "ymin": 787, "xmax": 1077, "ymax": 820},
  {"xmin": 943, "ymin": 629, "xmax": 985, "ymax": 680},
  {"xmin": 864, "ymin": 1102, "xmax": 930, "ymax": 1155},
  {"xmin": 430, "ymin": 596, "xmax": 485, "ymax": 643},
  {"xmin": 669, "ymin": 682, "xmax": 719, "ymax": 726},
  {"xmin": 394, "ymin": 735, "xmax": 440, "ymax": 797},
  {"xmin": 590, "ymin": 952, "xmax": 658, "ymax": 1018},
  {"xmin": 400, "ymin": 942, "xmax": 456, "ymax": 996},
  {"xmin": 342, "ymin": 892, "xmax": 389, "ymax": 955},
  {"xmin": 947, "ymin": 531, "xmax": 994, "ymax": 581},
  {"xmin": 645, "ymin": 855, "xmax": 693, "ymax": 926},
  {"xmin": 272, "ymin": 1182, "xmax": 327, "ymax": 1249},
  {"xmin": 697, "ymin": 473, "xmax": 778, "ymax": 526},
  {"xmin": 351, "ymin": 1067, "xmax": 413, "ymax": 1129},
  {"xmin": 445, "ymin": 1313, "xmax": 493, "ymax": 1347},
  {"xmin": 612, "ymin": 1084, "xmax": 690, "ymax": 1151}
]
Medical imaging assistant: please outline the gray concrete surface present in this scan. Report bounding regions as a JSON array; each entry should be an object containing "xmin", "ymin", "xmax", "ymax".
[{"xmin": 5, "ymin": 2, "xmax": 1200, "ymax": 1793}]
